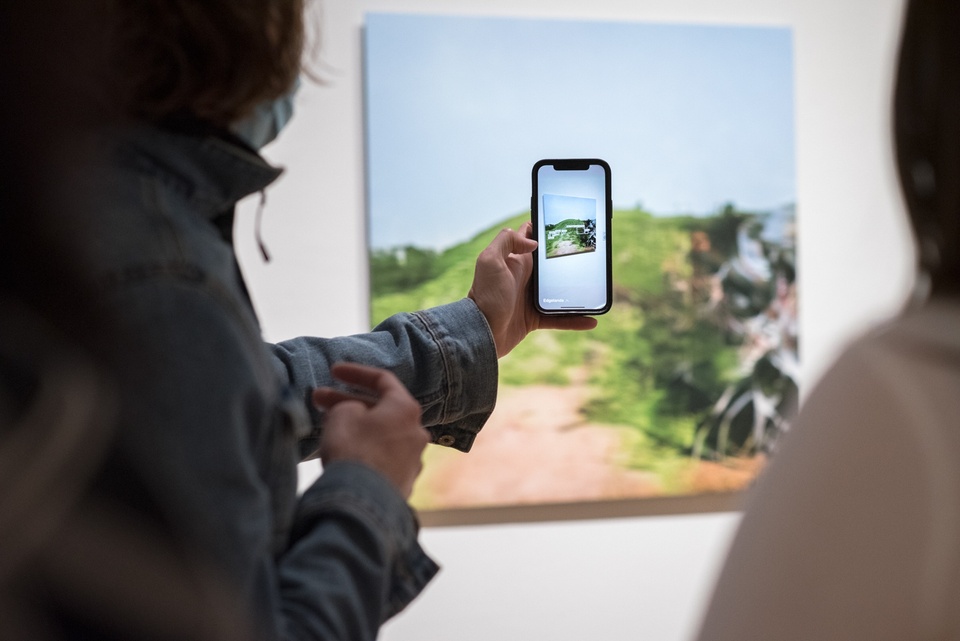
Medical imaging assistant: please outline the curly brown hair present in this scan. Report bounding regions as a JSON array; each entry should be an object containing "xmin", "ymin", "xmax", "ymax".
[{"xmin": 97, "ymin": 0, "xmax": 306, "ymax": 127}]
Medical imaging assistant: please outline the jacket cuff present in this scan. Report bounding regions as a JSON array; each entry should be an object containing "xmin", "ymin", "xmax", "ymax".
[
  {"xmin": 298, "ymin": 461, "xmax": 439, "ymax": 617},
  {"xmin": 412, "ymin": 298, "xmax": 498, "ymax": 452}
]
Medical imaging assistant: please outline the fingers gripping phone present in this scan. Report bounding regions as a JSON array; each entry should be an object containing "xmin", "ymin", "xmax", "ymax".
[{"xmin": 531, "ymin": 158, "xmax": 613, "ymax": 315}]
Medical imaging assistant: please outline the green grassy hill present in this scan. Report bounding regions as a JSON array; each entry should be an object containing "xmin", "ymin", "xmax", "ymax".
[
  {"xmin": 370, "ymin": 208, "xmax": 742, "ymax": 477},
  {"xmin": 371, "ymin": 208, "xmax": 681, "ymax": 324},
  {"xmin": 545, "ymin": 217, "xmax": 588, "ymax": 229},
  {"xmin": 370, "ymin": 212, "xmax": 529, "ymax": 324}
]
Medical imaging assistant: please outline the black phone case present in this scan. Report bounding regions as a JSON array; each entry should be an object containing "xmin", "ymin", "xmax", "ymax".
[{"xmin": 531, "ymin": 158, "xmax": 613, "ymax": 315}]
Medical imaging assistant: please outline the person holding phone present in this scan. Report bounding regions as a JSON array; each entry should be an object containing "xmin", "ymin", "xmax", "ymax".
[
  {"xmin": 694, "ymin": 0, "xmax": 960, "ymax": 638},
  {"xmin": 58, "ymin": 2, "xmax": 597, "ymax": 640}
]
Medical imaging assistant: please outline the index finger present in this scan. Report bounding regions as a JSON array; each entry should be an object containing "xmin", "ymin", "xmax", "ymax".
[
  {"xmin": 312, "ymin": 386, "xmax": 379, "ymax": 410},
  {"xmin": 329, "ymin": 362, "xmax": 409, "ymax": 400}
]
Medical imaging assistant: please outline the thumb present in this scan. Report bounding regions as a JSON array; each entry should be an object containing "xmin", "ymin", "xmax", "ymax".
[{"xmin": 493, "ymin": 227, "xmax": 537, "ymax": 258}]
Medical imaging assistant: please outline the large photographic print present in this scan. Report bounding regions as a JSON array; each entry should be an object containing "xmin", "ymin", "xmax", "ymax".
[{"xmin": 364, "ymin": 14, "xmax": 798, "ymax": 516}]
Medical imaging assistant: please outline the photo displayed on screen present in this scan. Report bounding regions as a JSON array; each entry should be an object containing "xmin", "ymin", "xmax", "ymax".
[
  {"xmin": 542, "ymin": 194, "xmax": 597, "ymax": 259},
  {"xmin": 536, "ymin": 162, "xmax": 609, "ymax": 312}
]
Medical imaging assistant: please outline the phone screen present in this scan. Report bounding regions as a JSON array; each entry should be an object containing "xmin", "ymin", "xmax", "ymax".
[{"xmin": 532, "ymin": 159, "xmax": 612, "ymax": 314}]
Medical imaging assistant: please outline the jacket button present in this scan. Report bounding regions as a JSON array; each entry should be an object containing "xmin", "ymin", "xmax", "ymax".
[{"xmin": 436, "ymin": 434, "xmax": 456, "ymax": 447}]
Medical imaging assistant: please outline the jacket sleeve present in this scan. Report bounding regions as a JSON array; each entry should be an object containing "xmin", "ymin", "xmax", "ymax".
[
  {"xmin": 104, "ymin": 278, "xmax": 437, "ymax": 641},
  {"xmin": 270, "ymin": 297, "xmax": 499, "ymax": 456},
  {"xmin": 276, "ymin": 461, "xmax": 438, "ymax": 641}
]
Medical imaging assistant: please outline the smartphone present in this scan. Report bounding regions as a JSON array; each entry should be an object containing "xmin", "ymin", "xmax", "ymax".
[{"xmin": 531, "ymin": 158, "xmax": 612, "ymax": 315}]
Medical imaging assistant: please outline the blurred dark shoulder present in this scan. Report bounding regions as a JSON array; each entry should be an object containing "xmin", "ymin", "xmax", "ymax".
[{"xmin": 0, "ymin": 3, "xmax": 253, "ymax": 639}]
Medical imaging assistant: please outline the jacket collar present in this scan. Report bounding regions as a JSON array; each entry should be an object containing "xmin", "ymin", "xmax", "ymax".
[{"xmin": 112, "ymin": 120, "xmax": 284, "ymax": 219}]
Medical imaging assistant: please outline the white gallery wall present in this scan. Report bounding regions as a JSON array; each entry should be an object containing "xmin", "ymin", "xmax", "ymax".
[{"xmin": 235, "ymin": 0, "xmax": 911, "ymax": 639}]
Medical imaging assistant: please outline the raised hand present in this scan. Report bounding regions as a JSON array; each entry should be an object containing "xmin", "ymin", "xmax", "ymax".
[{"xmin": 468, "ymin": 221, "xmax": 598, "ymax": 358}]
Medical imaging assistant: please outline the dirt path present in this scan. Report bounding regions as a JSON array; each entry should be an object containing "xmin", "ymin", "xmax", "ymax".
[{"xmin": 415, "ymin": 368, "xmax": 663, "ymax": 509}]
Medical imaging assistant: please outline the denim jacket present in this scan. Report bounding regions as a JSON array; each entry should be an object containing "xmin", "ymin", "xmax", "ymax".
[{"xmin": 71, "ymin": 122, "xmax": 499, "ymax": 639}]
